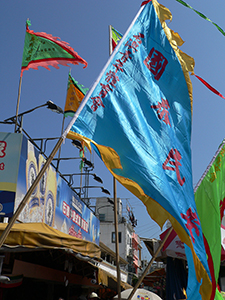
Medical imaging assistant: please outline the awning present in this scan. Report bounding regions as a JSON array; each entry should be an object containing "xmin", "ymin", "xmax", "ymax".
[
  {"xmin": 160, "ymin": 225, "xmax": 225, "ymax": 261},
  {"xmin": 141, "ymin": 237, "xmax": 165, "ymax": 262},
  {"xmin": 99, "ymin": 241, "xmax": 128, "ymax": 265},
  {"xmin": 0, "ymin": 222, "xmax": 101, "ymax": 259},
  {"xmin": 98, "ymin": 268, "xmax": 132, "ymax": 291},
  {"xmin": 143, "ymin": 268, "xmax": 166, "ymax": 287}
]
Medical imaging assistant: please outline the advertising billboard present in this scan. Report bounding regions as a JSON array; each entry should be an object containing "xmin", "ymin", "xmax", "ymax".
[
  {"xmin": 0, "ymin": 132, "xmax": 100, "ymax": 245},
  {"xmin": 0, "ymin": 132, "xmax": 23, "ymax": 217}
]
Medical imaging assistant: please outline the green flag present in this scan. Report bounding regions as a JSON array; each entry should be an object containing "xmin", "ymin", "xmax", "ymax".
[
  {"xmin": 21, "ymin": 19, "xmax": 87, "ymax": 76},
  {"xmin": 194, "ymin": 139, "xmax": 225, "ymax": 298}
]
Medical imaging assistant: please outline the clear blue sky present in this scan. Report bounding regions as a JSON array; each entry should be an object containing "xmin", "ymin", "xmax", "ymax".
[{"xmin": 1, "ymin": 0, "xmax": 225, "ymax": 260}]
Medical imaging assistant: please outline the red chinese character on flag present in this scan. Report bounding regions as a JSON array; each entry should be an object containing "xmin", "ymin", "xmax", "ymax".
[
  {"xmin": 181, "ymin": 207, "xmax": 200, "ymax": 244},
  {"xmin": 162, "ymin": 148, "xmax": 185, "ymax": 186},
  {"xmin": 144, "ymin": 47, "xmax": 168, "ymax": 80},
  {"xmin": 120, "ymin": 50, "xmax": 132, "ymax": 63},
  {"xmin": 99, "ymin": 83, "xmax": 113, "ymax": 98},
  {"xmin": 151, "ymin": 98, "xmax": 171, "ymax": 126},
  {"xmin": 133, "ymin": 33, "xmax": 144, "ymax": 44},
  {"xmin": 91, "ymin": 96, "xmax": 105, "ymax": 112},
  {"xmin": 113, "ymin": 59, "xmax": 124, "ymax": 73},
  {"xmin": 105, "ymin": 70, "xmax": 119, "ymax": 88}
]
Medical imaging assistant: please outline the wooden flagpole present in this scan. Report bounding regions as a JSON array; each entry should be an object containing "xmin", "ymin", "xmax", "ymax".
[
  {"xmin": 113, "ymin": 177, "xmax": 121, "ymax": 297},
  {"xmin": 127, "ymin": 226, "xmax": 173, "ymax": 300},
  {"xmin": 109, "ymin": 24, "xmax": 121, "ymax": 300}
]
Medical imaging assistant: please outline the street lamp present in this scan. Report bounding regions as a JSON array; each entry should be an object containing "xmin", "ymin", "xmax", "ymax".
[
  {"xmin": 72, "ymin": 185, "xmax": 111, "ymax": 206},
  {"xmin": 3, "ymin": 100, "xmax": 63, "ymax": 133},
  {"xmin": 62, "ymin": 172, "xmax": 103, "ymax": 187},
  {"xmin": 72, "ymin": 185, "xmax": 111, "ymax": 195},
  {"xmin": 71, "ymin": 140, "xmax": 83, "ymax": 150}
]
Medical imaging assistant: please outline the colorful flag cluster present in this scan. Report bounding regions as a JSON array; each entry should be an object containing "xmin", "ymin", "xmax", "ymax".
[
  {"xmin": 67, "ymin": 0, "xmax": 213, "ymax": 298},
  {"xmin": 21, "ymin": 19, "xmax": 87, "ymax": 76},
  {"xmin": 110, "ymin": 26, "xmax": 123, "ymax": 52},
  {"xmin": 64, "ymin": 72, "xmax": 88, "ymax": 117}
]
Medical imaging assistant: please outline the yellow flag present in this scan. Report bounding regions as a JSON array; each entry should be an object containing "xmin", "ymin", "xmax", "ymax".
[{"xmin": 64, "ymin": 72, "xmax": 88, "ymax": 117}]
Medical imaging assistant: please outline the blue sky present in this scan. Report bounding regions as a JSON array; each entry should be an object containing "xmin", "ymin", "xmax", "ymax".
[{"xmin": 1, "ymin": 0, "xmax": 225, "ymax": 260}]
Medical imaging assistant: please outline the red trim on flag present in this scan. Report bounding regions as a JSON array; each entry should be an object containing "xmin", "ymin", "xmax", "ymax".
[
  {"xmin": 141, "ymin": 0, "xmax": 151, "ymax": 6},
  {"xmin": 194, "ymin": 74, "xmax": 225, "ymax": 100},
  {"xmin": 203, "ymin": 235, "xmax": 216, "ymax": 300},
  {"xmin": 26, "ymin": 28, "xmax": 87, "ymax": 67},
  {"xmin": 21, "ymin": 57, "xmax": 85, "ymax": 76},
  {"xmin": 21, "ymin": 25, "xmax": 87, "ymax": 76},
  {"xmin": 112, "ymin": 39, "xmax": 117, "ymax": 51}
]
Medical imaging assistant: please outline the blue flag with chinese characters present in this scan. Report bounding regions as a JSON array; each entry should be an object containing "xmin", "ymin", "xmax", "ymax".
[{"xmin": 67, "ymin": 0, "xmax": 213, "ymax": 298}]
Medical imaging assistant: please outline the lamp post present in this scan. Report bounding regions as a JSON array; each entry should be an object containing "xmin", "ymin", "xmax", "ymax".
[
  {"xmin": 62, "ymin": 172, "xmax": 103, "ymax": 187},
  {"xmin": 72, "ymin": 185, "xmax": 111, "ymax": 206},
  {"xmin": 3, "ymin": 100, "xmax": 63, "ymax": 133}
]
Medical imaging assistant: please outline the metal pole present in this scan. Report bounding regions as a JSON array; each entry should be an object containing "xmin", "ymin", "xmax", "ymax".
[
  {"xmin": 56, "ymin": 115, "xmax": 65, "ymax": 171},
  {"xmin": 127, "ymin": 226, "xmax": 173, "ymax": 300},
  {"xmin": 114, "ymin": 177, "xmax": 121, "ymax": 299},
  {"xmin": 109, "ymin": 25, "xmax": 113, "ymax": 56},
  {"xmin": 14, "ymin": 76, "xmax": 23, "ymax": 133}
]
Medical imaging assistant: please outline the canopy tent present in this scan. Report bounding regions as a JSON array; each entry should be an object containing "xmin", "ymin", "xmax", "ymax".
[
  {"xmin": 0, "ymin": 222, "xmax": 101, "ymax": 259},
  {"xmin": 142, "ymin": 268, "xmax": 166, "ymax": 288},
  {"xmin": 98, "ymin": 268, "xmax": 132, "ymax": 291},
  {"xmin": 0, "ymin": 222, "xmax": 132, "ymax": 296}
]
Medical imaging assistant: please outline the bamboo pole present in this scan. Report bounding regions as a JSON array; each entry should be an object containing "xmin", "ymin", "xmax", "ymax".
[
  {"xmin": 127, "ymin": 226, "xmax": 173, "ymax": 300},
  {"xmin": 109, "ymin": 24, "xmax": 121, "ymax": 300},
  {"xmin": 114, "ymin": 177, "xmax": 121, "ymax": 298}
]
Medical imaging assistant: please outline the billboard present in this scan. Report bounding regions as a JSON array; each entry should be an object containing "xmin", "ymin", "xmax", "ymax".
[
  {"xmin": 0, "ymin": 132, "xmax": 23, "ymax": 217},
  {"xmin": 0, "ymin": 132, "xmax": 100, "ymax": 245}
]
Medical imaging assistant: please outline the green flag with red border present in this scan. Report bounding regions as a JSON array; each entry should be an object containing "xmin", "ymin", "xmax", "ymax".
[
  {"xmin": 21, "ymin": 19, "xmax": 87, "ymax": 76},
  {"xmin": 194, "ymin": 139, "xmax": 225, "ymax": 300}
]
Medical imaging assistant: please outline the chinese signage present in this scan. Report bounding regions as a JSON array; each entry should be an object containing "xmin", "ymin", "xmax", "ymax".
[
  {"xmin": 0, "ymin": 132, "xmax": 23, "ymax": 217},
  {"xmin": 0, "ymin": 132, "xmax": 100, "ymax": 245}
]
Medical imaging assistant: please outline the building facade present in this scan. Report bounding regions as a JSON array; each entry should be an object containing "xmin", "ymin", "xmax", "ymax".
[{"xmin": 95, "ymin": 197, "xmax": 142, "ymax": 285}]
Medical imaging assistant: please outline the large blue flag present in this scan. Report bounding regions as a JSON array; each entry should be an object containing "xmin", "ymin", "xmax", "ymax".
[{"xmin": 66, "ymin": 0, "xmax": 213, "ymax": 297}]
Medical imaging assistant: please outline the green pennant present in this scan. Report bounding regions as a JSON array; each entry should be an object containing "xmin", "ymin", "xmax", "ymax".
[{"xmin": 175, "ymin": 0, "xmax": 225, "ymax": 36}]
